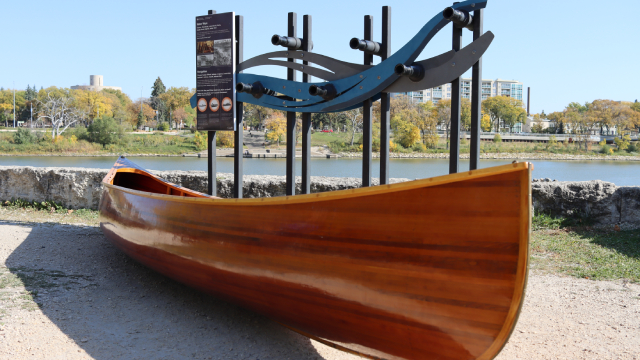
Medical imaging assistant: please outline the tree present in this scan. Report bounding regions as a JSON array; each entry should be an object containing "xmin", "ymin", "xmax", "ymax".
[
  {"xmin": 72, "ymin": 89, "xmax": 113, "ymax": 122},
  {"xmin": 150, "ymin": 77, "xmax": 167, "ymax": 123},
  {"xmin": 481, "ymin": 113, "xmax": 491, "ymax": 132},
  {"xmin": 531, "ymin": 114, "xmax": 544, "ymax": 133},
  {"xmin": 244, "ymin": 103, "xmax": 277, "ymax": 129},
  {"xmin": 87, "ymin": 116, "xmax": 122, "ymax": 148},
  {"xmin": 631, "ymin": 101, "xmax": 640, "ymax": 114},
  {"xmin": 173, "ymin": 105, "xmax": 196, "ymax": 129},
  {"xmin": 481, "ymin": 96, "xmax": 525, "ymax": 132},
  {"xmin": 264, "ymin": 114, "xmax": 287, "ymax": 147},
  {"xmin": 128, "ymin": 99, "xmax": 156, "ymax": 129},
  {"xmin": 414, "ymin": 101, "xmax": 438, "ymax": 148},
  {"xmin": 36, "ymin": 92, "xmax": 81, "ymax": 139},
  {"xmin": 159, "ymin": 87, "xmax": 193, "ymax": 129},
  {"xmin": 460, "ymin": 98, "xmax": 472, "ymax": 130},
  {"xmin": 435, "ymin": 99, "xmax": 452, "ymax": 144},
  {"xmin": 345, "ymin": 108, "xmax": 363, "ymax": 146},
  {"xmin": 151, "ymin": 77, "xmax": 166, "ymax": 98}
]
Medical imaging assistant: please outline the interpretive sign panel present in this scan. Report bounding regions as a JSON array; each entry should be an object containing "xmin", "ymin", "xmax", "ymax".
[{"xmin": 195, "ymin": 12, "xmax": 236, "ymax": 131}]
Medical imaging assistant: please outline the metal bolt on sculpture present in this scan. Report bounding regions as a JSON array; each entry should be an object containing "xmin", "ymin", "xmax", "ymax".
[{"xmin": 196, "ymin": 0, "xmax": 492, "ymax": 197}]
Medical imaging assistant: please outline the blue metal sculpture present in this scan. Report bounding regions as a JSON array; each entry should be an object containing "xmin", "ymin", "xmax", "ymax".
[{"xmin": 232, "ymin": 0, "xmax": 491, "ymax": 113}]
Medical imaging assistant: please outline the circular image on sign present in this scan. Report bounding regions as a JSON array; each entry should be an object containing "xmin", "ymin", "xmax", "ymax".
[
  {"xmin": 197, "ymin": 98, "xmax": 207, "ymax": 113},
  {"xmin": 209, "ymin": 98, "xmax": 220, "ymax": 112},
  {"xmin": 222, "ymin": 97, "xmax": 233, "ymax": 112}
]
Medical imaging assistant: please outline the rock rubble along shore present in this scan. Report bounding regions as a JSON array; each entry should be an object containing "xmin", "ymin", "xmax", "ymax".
[{"xmin": 0, "ymin": 165, "xmax": 638, "ymax": 226}]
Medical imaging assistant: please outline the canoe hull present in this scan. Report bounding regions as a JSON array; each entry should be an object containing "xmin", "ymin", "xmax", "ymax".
[{"xmin": 99, "ymin": 159, "xmax": 530, "ymax": 360}]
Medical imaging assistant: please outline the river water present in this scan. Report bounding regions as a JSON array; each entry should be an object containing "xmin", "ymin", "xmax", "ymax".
[{"xmin": 0, "ymin": 156, "xmax": 638, "ymax": 186}]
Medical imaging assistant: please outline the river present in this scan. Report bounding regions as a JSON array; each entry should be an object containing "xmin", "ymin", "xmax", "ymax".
[{"xmin": 0, "ymin": 156, "xmax": 638, "ymax": 186}]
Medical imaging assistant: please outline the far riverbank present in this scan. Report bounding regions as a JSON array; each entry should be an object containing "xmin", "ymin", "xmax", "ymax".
[{"xmin": 2, "ymin": 151, "xmax": 640, "ymax": 161}]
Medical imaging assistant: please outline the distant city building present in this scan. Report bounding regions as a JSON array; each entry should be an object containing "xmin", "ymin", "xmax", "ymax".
[
  {"xmin": 71, "ymin": 75, "xmax": 121, "ymax": 92},
  {"xmin": 393, "ymin": 78, "xmax": 527, "ymax": 133},
  {"xmin": 395, "ymin": 78, "xmax": 524, "ymax": 105}
]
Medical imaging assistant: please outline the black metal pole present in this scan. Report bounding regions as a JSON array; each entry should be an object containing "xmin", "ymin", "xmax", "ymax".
[
  {"xmin": 207, "ymin": 9, "xmax": 217, "ymax": 196},
  {"xmin": 301, "ymin": 15, "xmax": 312, "ymax": 194},
  {"xmin": 449, "ymin": 18, "xmax": 462, "ymax": 174},
  {"xmin": 380, "ymin": 6, "xmax": 391, "ymax": 185},
  {"xmin": 208, "ymin": 131, "xmax": 217, "ymax": 195},
  {"xmin": 362, "ymin": 15, "xmax": 373, "ymax": 187},
  {"xmin": 286, "ymin": 12, "xmax": 297, "ymax": 196},
  {"xmin": 470, "ymin": 8, "xmax": 483, "ymax": 171},
  {"xmin": 527, "ymin": 87, "xmax": 531, "ymax": 116},
  {"xmin": 234, "ymin": 15, "xmax": 244, "ymax": 198}
]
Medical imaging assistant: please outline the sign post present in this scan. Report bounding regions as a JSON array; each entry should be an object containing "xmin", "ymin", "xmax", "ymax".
[{"xmin": 196, "ymin": 11, "xmax": 237, "ymax": 195}]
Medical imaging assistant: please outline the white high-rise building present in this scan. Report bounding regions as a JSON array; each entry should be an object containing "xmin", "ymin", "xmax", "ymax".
[{"xmin": 396, "ymin": 78, "xmax": 524, "ymax": 105}]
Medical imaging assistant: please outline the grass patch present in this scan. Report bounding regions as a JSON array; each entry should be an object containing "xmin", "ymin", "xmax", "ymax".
[
  {"xmin": 0, "ymin": 201, "xmax": 100, "ymax": 226},
  {"xmin": 531, "ymin": 214, "xmax": 640, "ymax": 282}
]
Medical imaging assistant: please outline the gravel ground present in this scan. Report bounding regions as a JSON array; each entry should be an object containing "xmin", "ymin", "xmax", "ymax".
[{"xmin": 1, "ymin": 221, "xmax": 639, "ymax": 360}]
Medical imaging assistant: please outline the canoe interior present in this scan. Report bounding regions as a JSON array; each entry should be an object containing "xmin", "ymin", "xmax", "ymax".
[{"xmin": 99, "ymin": 156, "xmax": 531, "ymax": 360}]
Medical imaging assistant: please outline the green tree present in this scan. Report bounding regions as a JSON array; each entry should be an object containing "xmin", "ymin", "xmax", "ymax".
[
  {"xmin": 151, "ymin": 77, "xmax": 166, "ymax": 98},
  {"xmin": 481, "ymin": 96, "xmax": 525, "ymax": 133},
  {"xmin": 150, "ymin": 77, "xmax": 167, "ymax": 123},
  {"xmin": 87, "ymin": 116, "xmax": 122, "ymax": 148}
]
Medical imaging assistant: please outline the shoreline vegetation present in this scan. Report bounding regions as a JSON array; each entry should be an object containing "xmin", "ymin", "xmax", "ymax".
[{"xmin": 2, "ymin": 129, "xmax": 639, "ymax": 161}]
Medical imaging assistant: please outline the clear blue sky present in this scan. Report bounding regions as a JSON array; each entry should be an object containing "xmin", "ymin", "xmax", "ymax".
[{"xmin": 1, "ymin": 0, "xmax": 637, "ymax": 114}]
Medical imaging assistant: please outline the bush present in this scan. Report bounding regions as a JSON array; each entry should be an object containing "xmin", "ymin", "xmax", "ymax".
[
  {"xmin": 193, "ymin": 131, "xmax": 207, "ymax": 151},
  {"xmin": 493, "ymin": 134, "xmax": 502, "ymax": 143},
  {"xmin": 217, "ymin": 131, "xmax": 234, "ymax": 148},
  {"xmin": 157, "ymin": 122, "xmax": 170, "ymax": 131},
  {"xmin": 412, "ymin": 142, "xmax": 426, "ymax": 152},
  {"xmin": 601, "ymin": 144, "xmax": 611, "ymax": 154},
  {"xmin": 614, "ymin": 135, "xmax": 631, "ymax": 151},
  {"xmin": 69, "ymin": 126, "xmax": 89, "ymax": 141},
  {"xmin": 13, "ymin": 128, "xmax": 36, "ymax": 144},
  {"xmin": 627, "ymin": 142, "xmax": 638, "ymax": 153}
]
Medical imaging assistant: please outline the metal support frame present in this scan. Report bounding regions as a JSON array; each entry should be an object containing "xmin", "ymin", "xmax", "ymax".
[
  {"xmin": 470, "ymin": 8, "xmax": 483, "ymax": 171},
  {"xmin": 380, "ymin": 6, "xmax": 391, "ymax": 185},
  {"xmin": 362, "ymin": 15, "xmax": 373, "ymax": 187},
  {"xmin": 285, "ymin": 12, "xmax": 297, "ymax": 196},
  {"xmin": 449, "ymin": 18, "xmax": 462, "ymax": 175},
  {"xmin": 301, "ymin": 15, "xmax": 312, "ymax": 194},
  {"xmin": 234, "ymin": 14, "xmax": 244, "ymax": 198},
  {"xmin": 207, "ymin": 10, "xmax": 217, "ymax": 196}
]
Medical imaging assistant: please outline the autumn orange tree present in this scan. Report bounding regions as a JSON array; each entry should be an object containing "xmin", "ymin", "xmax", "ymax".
[{"xmin": 265, "ymin": 114, "xmax": 287, "ymax": 147}]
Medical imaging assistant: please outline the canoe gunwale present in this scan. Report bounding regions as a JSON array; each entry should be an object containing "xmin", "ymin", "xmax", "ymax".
[{"xmin": 101, "ymin": 159, "xmax": 531, "ymax": 207}]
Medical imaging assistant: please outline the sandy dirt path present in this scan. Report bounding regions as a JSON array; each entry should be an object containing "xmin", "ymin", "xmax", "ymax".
[{"xmin": 1, "ymin": 221, "xmax": 639, "ymax": 360}]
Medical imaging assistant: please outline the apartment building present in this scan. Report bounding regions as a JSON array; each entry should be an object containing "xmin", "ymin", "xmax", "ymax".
[{"xmin": 396, "ymin": 79, "xmax": 524, "ymax": 105}]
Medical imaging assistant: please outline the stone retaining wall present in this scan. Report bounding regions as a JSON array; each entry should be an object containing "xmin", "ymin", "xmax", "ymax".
[{"xmin": 1, "ymin": 166, "xmax": 638, "ymax": 226}]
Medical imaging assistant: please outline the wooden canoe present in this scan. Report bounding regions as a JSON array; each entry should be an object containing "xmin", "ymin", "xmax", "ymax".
[{"xmin": 98, "ymin": 156, "xmax": 531, "ymax": 360}]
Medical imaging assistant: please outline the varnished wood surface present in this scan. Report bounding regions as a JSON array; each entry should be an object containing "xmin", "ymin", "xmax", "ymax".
[{"xmin": 99, "ymin": 157, "xmax": 531, "ymax": 360}]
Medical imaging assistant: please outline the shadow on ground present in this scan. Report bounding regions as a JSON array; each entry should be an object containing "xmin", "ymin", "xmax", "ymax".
[{"xmin": 4, "ymin": 220, "xmax": 327, "ymax": 360}]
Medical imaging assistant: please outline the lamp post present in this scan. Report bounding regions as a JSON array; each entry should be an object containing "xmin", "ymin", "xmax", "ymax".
[{"xmin": 13, "ymin": 82, "xmax": 16, "ymax": 128}]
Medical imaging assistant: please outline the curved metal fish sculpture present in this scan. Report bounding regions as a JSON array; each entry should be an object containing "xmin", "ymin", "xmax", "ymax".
[{"xmin": 191, "ymin": 0, "xmax": 492, "ymax": 113}]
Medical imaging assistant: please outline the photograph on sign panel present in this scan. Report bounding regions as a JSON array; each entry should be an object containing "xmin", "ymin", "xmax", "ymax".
[
  {"xmin": 197, "ymin": 41, "xmax": 214, "ymax": 54},
  {"xmin": 197, "ymin": 54, "xmax": 215, "ymax": 67},
  {"xmin": 213, "ymin": 39, "xmax": 232, "ymax": 66}
]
